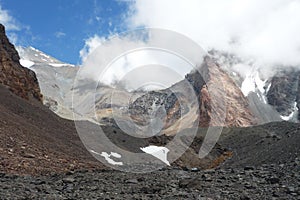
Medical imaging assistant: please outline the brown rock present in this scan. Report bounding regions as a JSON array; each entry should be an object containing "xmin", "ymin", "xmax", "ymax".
[{"xmin": 0, "ymin": 24, "xmax": 42, "ymax": 102}]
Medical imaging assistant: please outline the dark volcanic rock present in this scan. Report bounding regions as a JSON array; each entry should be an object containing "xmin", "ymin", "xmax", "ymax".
[
  {"xmin": 266, "ymin": 69, "xmax": 300, "ymax": 118},
  {"xmin": 0, "ymin": 24, "xmax": 42, "ymax": 102}
]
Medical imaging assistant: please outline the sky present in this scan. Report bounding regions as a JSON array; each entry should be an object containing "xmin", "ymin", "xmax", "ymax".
[
  {"xmin": 1, "ymin": 0, "xmax": 300, "ymax": 85},
  {"xmin": 0, "ymin": 0, "xmax": 131, "ymax": 64}
]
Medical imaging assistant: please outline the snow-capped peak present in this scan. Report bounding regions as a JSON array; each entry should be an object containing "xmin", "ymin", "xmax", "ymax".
[{"xmin": 16, "ymin": 46, "xmax": 75, "ymax": 68}]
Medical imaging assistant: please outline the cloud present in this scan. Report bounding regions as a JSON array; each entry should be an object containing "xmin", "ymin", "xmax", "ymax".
[
  {"xmin": 80, "ymin": 0, "xmax": 300, "ymax": 89},
  {"xmin": 0, "ymin": 5, "xmax": 20, "ymax": 31},
  {"xmin": 54, "ymin": 31, "xmax": 66, "ymax": 38},
  {"xmin": 78, "ymin": 30, "xmax": 203, "ymax": 90},
  {"xmin": 127, "ymin": 0, "xmax": 300, "ymax": 66},
  {"xmin": 79, "ymin": 34, "xmax": 106, "ymax": 62}
]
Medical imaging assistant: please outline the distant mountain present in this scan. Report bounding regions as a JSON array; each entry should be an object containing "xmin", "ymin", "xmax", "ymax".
[
  {"xmin": 129, "ymin": 56, "xmax": 256, "ymax": 136},
  {"xmin": 17, "ymin": 46, "xmax": 79, "ymax": 120},
  {"xmin": 16, "ymin": 36, "xmax": 299, "ymax": 132},
  {"xmin": 18, "ymin": 47, "xmax": 257, "ymax": 134},
  {"xmin": 210, "ymin": 50, "xmax": 299, "ymax": 123}
]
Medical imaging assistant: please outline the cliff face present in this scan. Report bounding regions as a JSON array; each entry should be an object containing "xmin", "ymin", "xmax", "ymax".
[
  {"xmin": 197, "ymin": 57, "xmax": 255, "ymax": 127},
  {"xmin": 266, "ymin": 69, "xmax": 300, "ymax": 120},
  {"xmin": 0, "ymin": 24, "xmax": 42, "ymax": 102}
]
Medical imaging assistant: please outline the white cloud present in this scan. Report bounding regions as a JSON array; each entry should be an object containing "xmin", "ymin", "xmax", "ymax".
[
  {"xmin": 80, "ymin": 0, "xmax": 300, "ymax": 89},
  {"xmin": 78, "ymin": 30, "xmax": 202, "ymax": 90},
  {"xmin": 79, "ymin": 35, "xmax": 106, "ymax": 62},
  {"xmin": 0, "ymin": 5, "xmax": 20, "ymax": 31},
  {"xmin": 127, "ymin": 0, "xmax": 300, "ymax": 66},
  {"xmin": 54, "ymin": 31, "xmax": 66, "ymax": 38}
]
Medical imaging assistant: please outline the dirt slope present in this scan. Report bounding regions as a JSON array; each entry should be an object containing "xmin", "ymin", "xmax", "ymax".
[{"xmin": 0, "ymin": 85, "xmax": 103, "ymax": 175}]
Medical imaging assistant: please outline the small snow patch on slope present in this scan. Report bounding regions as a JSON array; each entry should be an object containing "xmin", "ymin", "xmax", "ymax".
[
  {"xmin": 280, "ymin": 102, "xmax": 298, "ymax": 121},
  {"xmin": 241, "ymin": 74, "xmax": 256, "ymax": 96},
  {"xmin": 89, "ymin": 149, "xmax": 123, "ymax": 165},
  {"xmin": 141, "ymin": 145, "xmax": 170, "ymax": 166},
  {"xmin": 241, "ymin": 71, "xmax": 267, "ymax": 97},
  {"xmin": 19, "ymin": 59, "xmax": 34, "ymax": 68}
]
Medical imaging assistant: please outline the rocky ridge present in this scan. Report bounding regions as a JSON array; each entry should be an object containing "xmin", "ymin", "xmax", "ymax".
[{"xmin": 0, "ymin": 24, "xmax": 42, "ymax": 102}]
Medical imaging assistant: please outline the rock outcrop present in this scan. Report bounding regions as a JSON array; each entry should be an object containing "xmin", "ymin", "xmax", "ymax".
[
  {"xmin": 0, "ymin": 24, "xmax": 42, "ymax": 102},
  {"xmin": 197, "ymin": 57, "xmax": 255, "ymax": 127},
  {"xmin": 266, "ymin": 69, "xmax": 300, "ymax": 120}
]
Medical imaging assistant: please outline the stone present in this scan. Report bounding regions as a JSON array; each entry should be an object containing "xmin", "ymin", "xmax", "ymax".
[
  {"xmin": 62, "ymin": 177, "xmax": 75, "ymax": 183},
  {"xmin": 266, "ymin": 177, "xmax": 280, "ymax": 184}
]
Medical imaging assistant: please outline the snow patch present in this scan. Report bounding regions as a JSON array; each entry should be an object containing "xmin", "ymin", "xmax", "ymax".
[
  {"xmin": 280, "ymin": 102, "xmax": 298, "ymax": 121},
  {"xmin": 266, "ymin": 83, "xmax": 272, "ymax": 93},
  {"xmin": 241, "ymin": 71, "xmax": 270, "ymax": 104},
  {"xmin": 29, "ymin": 46, "xmax": 38, "ymax": 51},
  {"xmin": 89, "ymin": 149, "xmax": 123, "ymax": 165},
  {"xmin": 141, "ymin": 145, "xmax": 170, "ymax": 166},
  {"xmin": 49, "ymin": 63, "xmax": 67, "ymax": 67},
  {"xmin": 19, "ymin": 59, "xmax": 35, "ymax": 68},
  {"xmin": 241, "ymin": 74, "xmax": 256, "ymax": 96}
]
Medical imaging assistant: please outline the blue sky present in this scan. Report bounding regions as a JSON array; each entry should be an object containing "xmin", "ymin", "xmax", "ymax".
[{"xmin": 0, "ymin": 0, "xmax": 131, "ymax": 64}]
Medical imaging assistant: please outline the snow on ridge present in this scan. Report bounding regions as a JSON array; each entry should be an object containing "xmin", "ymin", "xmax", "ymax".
[
  {"xmin": 40, "ymin": 52, "xmax": 50, "ymax": 59},
  {"xmin": 49, "ymin": 63, "xmax": 75, "ymax": 68}
]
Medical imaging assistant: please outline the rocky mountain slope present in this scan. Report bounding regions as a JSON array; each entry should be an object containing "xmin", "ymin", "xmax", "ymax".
[
  {"xmin": 0, "ymin": 23, "xmax": 103, "ymax": 174},
  {"xmin": 210, "ymin": 50, "xmax": 299, "ymax": 123},
  {"xmin": 16, "ymin": 46, "xmax": 79, "ymax": 119},
  {"xmin": 0, "ymin": 24, "xmax": 42, "ymax": 102},
  {"xmin": 128, "ymin": 56, "xmax": 256, "ymax": 136},
  {"xmin": 266, "ymin": 68, "xmax": 300, "ymax": 121}
]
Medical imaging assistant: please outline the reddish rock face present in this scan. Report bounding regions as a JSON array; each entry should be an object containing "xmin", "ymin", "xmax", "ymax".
[
  {"xmin": 198, "ymin": 57, "xmax": 256, "ymax": 127},
  {"xmin": 0, "ymin": 24, "xmax": 42, "ymax": 102}
]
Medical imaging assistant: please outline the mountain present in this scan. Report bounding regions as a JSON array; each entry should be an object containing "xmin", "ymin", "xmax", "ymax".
[
  {"xmin": 18, "ymin": 47, "xmax": 259, "ymax": 134},
  {"xmin": 16, "ymin": 46, "xmax": 79, "ymax": 120},
  {"xmin": 209, "ymin": 50, "xmax": 299, "ymax": 123},
  {"xmin": 266, "ymin": 69, "xmax": 300, "ymax": 121},
  {"xmin": 128, "ymin": 56, "xmax": 256, "ymax": 135}
]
